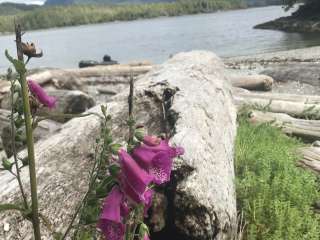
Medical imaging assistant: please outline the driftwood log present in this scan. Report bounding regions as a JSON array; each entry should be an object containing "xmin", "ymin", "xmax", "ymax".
[
  {"xmin": 1, "ymin": 90, "xmax": 95, "ymax": 122},
  {"xmin": 299, "ymin": 146, "xmax": 320, "ymax": 174},
  {"xmin": 28, "ymin": 65, "xmax": 153, "ymax": 87},
  {"xmin": 1, "ymin": 118, "xmax": 61, "ymax": 158},
  {"xmin": 229, "ymin": 74, "xmax": 274, "ymax": 91},
  {"xmin": 248, "ymin": 110, "xmax": 320, "ymax": 141},
  {"xmin": 0, "ymin": 51, "xmax": 237, "ymax": 240},
  {"xmin": 234, "ymin": 91, "xmax": 320, "ymax": 119}
]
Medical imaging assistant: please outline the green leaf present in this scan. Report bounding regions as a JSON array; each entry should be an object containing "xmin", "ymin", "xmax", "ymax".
[
  {"xmin": 80, "ymin": 202, "xmax": 100, "ymax": 225},
  {"xmin": 109, "ymin": 164, "xmax": 120, "ymax": 178},
  {"xmin": 5, "ymin": 50, "xmax": 26, "ymax": 74},
  {"xmin": 110, "ymin": 143, "xmax": 122, "ymax": 155},
  {"xmin": 2, "ymin": 158, "xmax": 13, "ymax": 171},
  {"xmin": 0, "ymin": 203, "xmax": 24, "ymax": 212},
  {"xmin": 95, "ymin": 176, "xmax": 115, "ymax": 199},
  {"xmin": 75, "ymin": 230, "xmax": 94, "ymax": 240}
]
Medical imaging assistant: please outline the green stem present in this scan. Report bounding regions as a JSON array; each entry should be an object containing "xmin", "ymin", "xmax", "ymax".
[
  {"xmin": 14, "ymin": 23, "xmax": 41, "ymax": 239},
  {"xmin": 20, "ymin": 72, "xmax": 41, "ymax": 240}
]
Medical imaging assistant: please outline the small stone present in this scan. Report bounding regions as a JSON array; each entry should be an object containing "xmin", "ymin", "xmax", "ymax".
[
  {"xmin": 312, "ymin": 141, "xmax": 320, "ymax": 147},
  {"xmin": 3, "ymin": 222, "xmax": 10, "ymax": 232}
]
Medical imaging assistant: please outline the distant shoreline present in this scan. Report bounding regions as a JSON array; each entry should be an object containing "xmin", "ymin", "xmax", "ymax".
[{"xmin": 0, "ymin": 1, "xmax": 284, "ymax": 34}]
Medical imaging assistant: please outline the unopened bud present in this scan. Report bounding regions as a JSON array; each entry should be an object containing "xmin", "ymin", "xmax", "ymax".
[{"xmin": 134, "ymin": 128, "xmax": 145, "ymax": 142}]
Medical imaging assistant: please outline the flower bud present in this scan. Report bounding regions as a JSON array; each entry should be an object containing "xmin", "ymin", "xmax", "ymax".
[
  {"xmin": 138, "ymin": 223, "xmax": 150, "ymax": 240},
  {"xmin": 110, "ymin": 143, "xmax": 122, "ymax": 155},
  {"xmin": 134, "ymin": 127, "xmax": 145, "ymax": 142}
]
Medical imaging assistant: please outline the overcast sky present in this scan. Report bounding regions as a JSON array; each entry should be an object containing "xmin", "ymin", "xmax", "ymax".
[{"xmin": 0, "ymin": 0, "xmax": 44, "ymax": 4}]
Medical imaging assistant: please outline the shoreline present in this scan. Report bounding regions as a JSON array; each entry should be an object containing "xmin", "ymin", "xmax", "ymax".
[
  {"xmin": 0, "ymin": 4, "xmax": 288, "ymax": 35},
  {"xmin": 255, "ymin": 16, "xmax": 320, "ymax": 33}
]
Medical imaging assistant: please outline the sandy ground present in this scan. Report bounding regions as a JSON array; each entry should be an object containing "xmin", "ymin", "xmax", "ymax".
[{"xmin": 224, "ymin": 46, "xmax": 320, "ymax": 95}]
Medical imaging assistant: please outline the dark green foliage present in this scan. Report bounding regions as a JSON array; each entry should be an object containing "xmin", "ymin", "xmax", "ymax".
[
  {"xmin": 0, "ymin": 0, "xmax": 245, "ymax": 33},
  {"xmin": 236, "ymin": 118, "xmax": 320, "ymax": 239},
  {"xmin": 0, "ymin": 2, "xmax": 39, "ymax": 16},
  {"xmin": 45, "ymin": 0, "xmax": 175, "ymax": 5}
]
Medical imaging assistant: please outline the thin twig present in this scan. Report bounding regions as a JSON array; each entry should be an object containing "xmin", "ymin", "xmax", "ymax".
[
  {"xmin": 128, "ymin": 74, "xmax": 135, "ymax": 145},
  {"xmin": 128, "ymin": 74, "xmax": 134, "ymax": 118},
  {"xmin": 10, "ymin": 78, "xmax": 29, "ymax": 209}
]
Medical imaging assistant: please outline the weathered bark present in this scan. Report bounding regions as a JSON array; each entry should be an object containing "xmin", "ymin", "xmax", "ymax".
[
  {"xmin": 0, "ymin": 51, "xmax": 237, "ymax": 240},
  {"xmin": 1, "ymin": 119, "xmax": 61, "ymax": 158},
  {"xmin": 248, "ymin": 110, "xmax": 320, "ymax": 141},
  {"xmin": 234, "ymin": 91, "xmax": 320, "ymax": 119},
  {"xmin": 229, "ymin": 74, "xmax": 274, "ymax": 91}
]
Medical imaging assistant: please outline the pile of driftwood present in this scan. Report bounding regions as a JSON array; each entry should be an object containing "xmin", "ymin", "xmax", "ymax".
[
  {"xmin": 231, "ymin": 73, "xmax": 320, "ymax": 174},
  {"xmin": 0, "ymin": 63, "xmax": 152, "ymax": 157}
]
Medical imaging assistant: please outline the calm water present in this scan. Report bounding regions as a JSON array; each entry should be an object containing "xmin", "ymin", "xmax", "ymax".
[{"xmin": 1, "ymin": 5, "xmax": 320, "ymax": 72}]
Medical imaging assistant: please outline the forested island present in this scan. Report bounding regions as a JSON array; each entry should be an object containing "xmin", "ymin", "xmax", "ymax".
[
  {"xmin": 0, "ymin": 0, "xmax": 281, "ymax": 33},
  {"xmin": 255, "ymin": 0, "xmax": 320, "ymax": 32}
]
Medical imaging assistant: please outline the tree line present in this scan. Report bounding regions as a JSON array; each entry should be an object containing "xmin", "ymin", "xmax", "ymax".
[{"xmin": 0, "ymin": 0, "xmax": 245, "ymax": 33}]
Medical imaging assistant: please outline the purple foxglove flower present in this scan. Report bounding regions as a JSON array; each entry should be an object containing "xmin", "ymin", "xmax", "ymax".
[
  {"xmin": 143, "ymin": 234, "xmax": 150, "ymax": 240},
  {"xmin": 143, "ymin": 138, "xmax": 184, "ymax": 158},
  {"xmin": 143, "ymin": 188, "xmax": 154, "ymax": 217},
  {"xmin": 119, "ymin": 150, "xmax": 153, "ymax": 200},
  {"xmin": 143, "ymin": 135, "xmax": 161, "ymax": 146},
  {"xmin": 98, "ymin": 187, "xmax": 126, "ymax": 240},
  {"xmin": 27, "ymin": 80, "xmax": 57, "ymax": 109},
  {"xmin": 133, "ymin": 138, "xmax": 184, "ymax": 184}
]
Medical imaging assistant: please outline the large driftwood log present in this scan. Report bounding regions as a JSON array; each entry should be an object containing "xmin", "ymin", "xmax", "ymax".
[
  {"xmin": 234, "ymin": 91, "xmax": 320, "ymax": 119},
  {"xmin": 248, "ymin": 110, "xmax": 320, "ymax": 141},
  {"xmin": 0, "ymin": 51, "xmax": 237, "ymax": 240},
  {"xmin": 229, "ymin": 74, "xmax": 274, "ymax": 91}
]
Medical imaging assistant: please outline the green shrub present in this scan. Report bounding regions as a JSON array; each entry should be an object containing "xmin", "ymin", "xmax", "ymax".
[{"xmin": 236, "ymin": 119, "xmax": 320, "ymax": 240}]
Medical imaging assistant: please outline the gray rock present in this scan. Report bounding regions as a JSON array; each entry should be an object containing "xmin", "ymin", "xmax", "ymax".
[{"xmin": 0, "ymin": 51, "xmax": 237, "ymax": 240}]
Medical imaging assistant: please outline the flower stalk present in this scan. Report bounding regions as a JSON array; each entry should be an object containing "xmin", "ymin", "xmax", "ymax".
[{"xmin": 15, "ymin": 23, "xmax": 41, "ymax": 240}]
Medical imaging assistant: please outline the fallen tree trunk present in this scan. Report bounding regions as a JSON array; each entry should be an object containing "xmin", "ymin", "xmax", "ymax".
[
  {"xmin": 229, "ymin": 74, "xmax": 274, "ymax": 91},
  {"xmin": 248, "ymin": 110, "xmax": 320, "ymax": 141},
  {"xmin": 234, "ymin": 92, "xmax": 320, "ymax": 119},
  {"xmin": 0, "ymin": 51, "xmax": 237, "ymax": 240}
]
